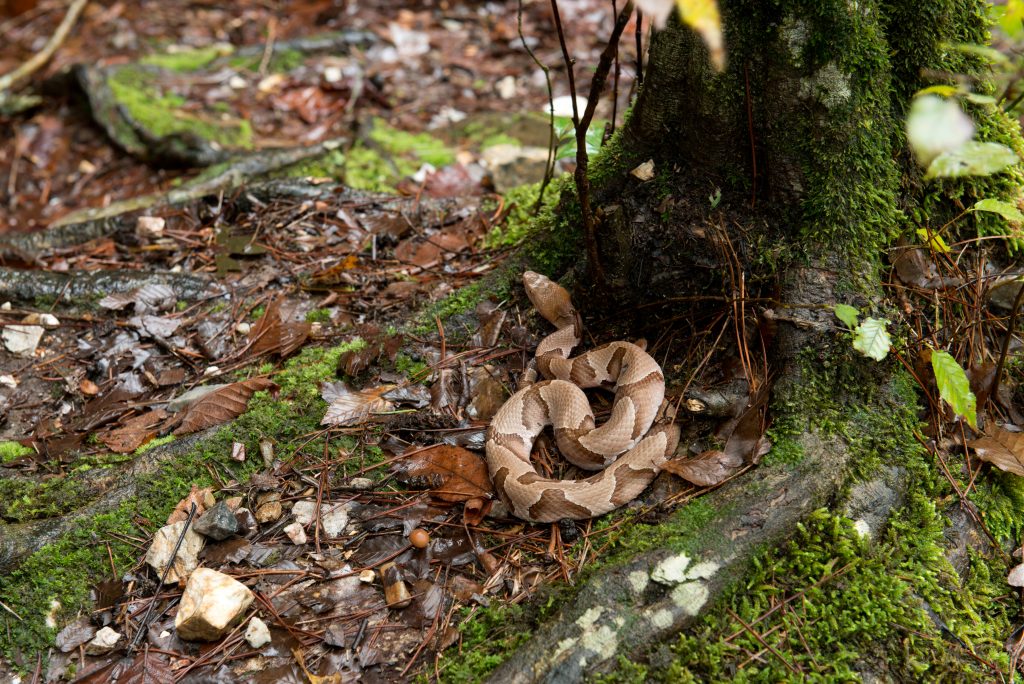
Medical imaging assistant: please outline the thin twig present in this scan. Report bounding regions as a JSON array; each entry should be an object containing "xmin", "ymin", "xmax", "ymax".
[
  {"xmin": 518, "ymin": 0, "xmax": 557, "ymax": 211},
  {"xmin": 127, "ymin": 503, "xmax": 198, "ymax": 655},
  {"xmin": 0, "ymin": 0, "xmax": 90, "ymax": 94},
  {"xmin": 989, "ymin": 276, "xmax": 1024, "ymax": 409}
]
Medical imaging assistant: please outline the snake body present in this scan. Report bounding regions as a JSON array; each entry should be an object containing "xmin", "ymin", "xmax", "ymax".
[{"xmin": 486, "ymin": 272, "xmax": 680, "ymax": 522}]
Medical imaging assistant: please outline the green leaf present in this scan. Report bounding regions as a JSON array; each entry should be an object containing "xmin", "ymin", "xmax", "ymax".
[
  {"xmin": 915, "ymin": 228, "xmax": 951, "ymax": 253},
  {"xmin": 925, "ymin": 142, "xmax": 1019, "ymax": 180},
  {"xmin": 931, "ymin": 350, "xmax": 978, "ymax": 429},
  {"xmin": 852, "ymin": 318, "xmax": 891, "ymax": 362},
  {"xmin": 965, "ymin": 93, "xmax": 997, "ymax": 105},
  {"xmin": 946, "ymin": 42, "xmax": 1011, "ymax": 65},
  {"xmin": 971, "ymin": 198, "xmax": 1024, "ymax": 222},
  {"xmin": 833, "ymin": 304, "xmax": 860, "ymax": 328}
]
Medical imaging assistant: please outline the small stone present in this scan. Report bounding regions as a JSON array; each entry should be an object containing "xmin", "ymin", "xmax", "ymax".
[
  {"xmin": 323, "ymin": 65, "xmax": 343, "ymax": 83},
  {"xmin": 224, "ymin": 496, "xmax": 243, "ymax": 511},
  {"xmin": 347, "ymin": 477, "xmax": 375, "ymax": 490},
  {"xmin": 175, "ymin": 568, "xmax": 254, "ymax": 641},
  {"xmin": 480, "ymin": 144, "xmax": 550, "ymax": 192},
  {"xmin": 204, "ymin": 366, "xmax": 221, "ymax": 377},
  {"xmin": 228, "ymin": 75, "xmax": 247, "ymax": 89},
  {"xmin": 78, "ymin": 159, "xmax": 97, "ymax": 174},
  {"xmin": 244, "ymin": 617, "xmax": 271, "ymax": 649},
  {"xmin": 380, "ymin": 562, "xmax": 413, "ymax": 609},
  {"xmin": 0, "ymin": 374, "xmax": 17, "ymax": 388},
  {"xmin": 495, "ymin": 74, "xmax": 517, "ymax": 99},
  {"xmin": 235, "ymin": 322, "xmax": 251, "ymax": 335},
  {"xmin": 136, "ymin": 216, "xmax": 166, "ymax": 238},
  {"xmin": 255, "ymin": 492, "xmax": 282, "ymax": 523},
  {"xmin": 193, "ymin": 501, "xmax": 240, "ymax": 541},
  {"xmin": 231, "ymin": 442, "xmax": 246, "ymax": 462},
  {"xmin": 2, "ymin": 325, "xmax": 44, "ymax": 357},
  {"xmin": 85, "ymin": 626, "xmax": 122, "ymax": 655},
  {"xmin": 359, "ymin": 569, "xmax": 376, "ymax": 583},
  {"xmin": 22, "ymin": 312, "xmax": 59, "ymax": 328},
  {"xmin": 323, "ymin": 622, "xmax": 347, "ymax": 647},
  {"xmin": 284, "ymin": 522, "xmax": 307, "ymax": 545},
  {"xmin": 145, "ymin": 521, "xmax": 205, "ymax": 583},
  {"xmin": 0, "ymin": 302, "xmax": 9, "ymax": 310},
  {"xmin": 1008, "ymin": 563, "xmax": 1024, "ymax": 587},
  {"xmin": 291, "ymin": 500, "xmax": 348, "ymax": 537}
]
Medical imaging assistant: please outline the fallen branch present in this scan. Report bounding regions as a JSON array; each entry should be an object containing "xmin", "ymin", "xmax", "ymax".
[{"xmin": 0, "ymin": 0, "xmax": 90, "ymax": 95}]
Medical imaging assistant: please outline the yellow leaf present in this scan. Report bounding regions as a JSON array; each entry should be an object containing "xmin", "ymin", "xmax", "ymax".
[
  {"xmin": 916, "ymin": 228, "xmax": 950, "ymax": 253},
  {"xmin": 675, "ymin": 0, "xmax": 725, "ymax": 71}
]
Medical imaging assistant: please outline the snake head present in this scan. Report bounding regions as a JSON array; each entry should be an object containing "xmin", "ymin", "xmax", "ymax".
[{"xmin": 523, "ymin": 271, "xmax": 577, "ymax": 329}]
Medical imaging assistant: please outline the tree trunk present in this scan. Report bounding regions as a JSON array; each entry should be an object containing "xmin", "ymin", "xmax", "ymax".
[{"xmin": 488, "ymin": 0, "xmax": 1023, "ymax": 680}]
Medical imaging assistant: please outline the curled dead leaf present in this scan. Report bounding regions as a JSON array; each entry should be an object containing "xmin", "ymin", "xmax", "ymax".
[
  {"xmin": 321, "ymin": 381, "xmax": 396, "ymax": 426},
  {"xmin": 392, "ymin": 444, "xmax": 493, "ymax": 502},
  {"xmin": 248, "ymin": 299, "xmax": 311, "ymax": 359},
  {"xmin": 968, "ymin": 424, "xmax": 1024, "ymax": 477},
  {"xmin": 661, "ymin": 449, "xmax": 744, "ymax": 487},
  {"xmin": 97, "ymin": 409, "xmax": 169, "ymax": 453}
]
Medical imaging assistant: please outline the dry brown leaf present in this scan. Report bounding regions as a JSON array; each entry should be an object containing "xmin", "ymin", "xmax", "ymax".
[
  {"xmin": 321, "ymin": 381, "xmax": 396, "ymax": 426},
  {"xmin": 166, "ymin": 485, "xmax": 214, "ymax": 525},
  {"xmin": 248, "ymin": 299, "xmax": 311, "ymax": 358},
  {"xmin": 97, "ymin": 409, "xmax": 168, "ymax": 453},
  {"xmin": 173, "ymin": 378, "xmax": 277, "ymax": 435},
  {"xmin": 661, "ymin": 449, "xmax": 744, "ymax": 487},
  {"xmin": 968, "ymin": 425, "xmax": 1024, "ymax": 477},
  {"xmin": 392, "ymin": 444, "xmax": 493, "ymax": 502}
]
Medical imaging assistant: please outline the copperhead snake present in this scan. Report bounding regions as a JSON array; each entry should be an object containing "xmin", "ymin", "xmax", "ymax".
[{"xmin": 486, "ymin": 272, "xmax": 680, "ymax": 522}]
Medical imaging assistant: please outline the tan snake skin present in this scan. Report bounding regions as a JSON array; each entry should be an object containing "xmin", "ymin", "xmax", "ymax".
[{"xmin": 486, "ymin": 272, "xmax": 680, "ymax": 522}]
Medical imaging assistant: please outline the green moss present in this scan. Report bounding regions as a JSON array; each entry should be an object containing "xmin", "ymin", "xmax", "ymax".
[
  {"xmin": 227, "ymin": 48, "xmax": 304, "ymax": 73},
  {"xmin": 439, "ymin": 604, "xmax": 532, "ymax": 682},
  {"xmin": 140, "ymin": 45, "xmax": 229, "ymax": 72},
  {"xmin": 661, "ymin": 503, "xmax": 1009, "ymax": 682},
  {"xmin": 344, "ymin": 145, "xmax": 413, "ymax": 192},
  {"xmin": 480, "ymin": 133, "xmax": 521, "ymax": 150},
  {"xmin": 0, "ymin": 441, "xmax": 32, "ymax": 463},
  {"xmin": 280, "ymin": 148, "xmax": 347, "ymax": 181},
  {"xmin": 484, "ymin": 180, "xmax": 561, "ymax": 249},
  {"xmin": 108, "ymin": 66, "xmax": 253, "ymax": 149},
  {"xmin": 394, "ymin": 352, "xmax": 430, "ymax": 381},
  {"xmin": 0, "ymin": 474, "xmax": 87, "ymax": 522},
  {"xmin": 304, "ymin": 308, "xmax": 333, "ymax": 323},
  {"xmin": 134, "ymin": 434, "xmax": 175, "ymax": 455},
  {"xmin": 369, "ymin": 121, "xmax": 455, "ymax": 167},
  {"xmin": 412, "ymin": 283, "xmax": 484, "ymax": 336}
]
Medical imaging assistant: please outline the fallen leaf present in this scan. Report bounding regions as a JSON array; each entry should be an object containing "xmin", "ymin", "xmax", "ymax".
[
  {"xmin": 167, "ymin": 485, "xmax": 214, "ymax": 525},
  {"xmin": 116, "ymin": 649, "xmax": 174, "ymax": 684},
  {"xmin": 392, "ymin": 444, "xmax": 493, "ymax": 502},
  {"xmin": 969, "ymin": 424, "xmax": 1024, "ymax": 477},
  {"xmin": 173, "ymin": 378, "xmax": 278, "ymax": 435},
  {"xmin": 321, "ymin": 381, "xmax": 396, "ymax": 426},
  {"xmin": 97, "ymin": 409, "xmax": 169, "ymax": 453},
  {"xmin": 630, "ymin": 159, "xmax": 655, "ymax": 181},
  {"xmin": 661, "ymin": 449, "xmax": 743, "ymax": 486},
  {"xmin": 248, "ymin": 299, "xmax": 311, "ymax": 358},
  {"xmin": 98, "ymin": 283, "xmax": 176, "ymax": 314}
]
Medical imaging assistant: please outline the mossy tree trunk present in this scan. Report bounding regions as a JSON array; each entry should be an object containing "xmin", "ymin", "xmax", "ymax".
[{"xmin": 486, "ymin": 1, "xmax": 1024, "ymax": 681}]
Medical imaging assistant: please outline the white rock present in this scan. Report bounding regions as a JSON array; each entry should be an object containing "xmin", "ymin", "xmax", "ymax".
[
  {"xmin": 85, "ymin": 626, "xmax": 122, "ymax": 655},
  {"xmin": 359, "ymin": 569, "xmax": 376, "ymax": 583},
  {"xmin": 21, "ymin": 313, "xmax": 59, "ymax": 328},
  {"xmin": 496, "ymin": 75, "xmax": 517, "ymax": 99},
  {"xmin": 0, "ymin": 374, "xmax": 16, "ymax": 388},
  {"xmin": 0, "ymin": 302, "xmax": 10, "ymax": 311},
  {"xmin": 284, "ymin": 522, "xmax": 307, "ymax": 545},
  {"xmin": 549, "ymin": 95, "xmax": 588, "ymax": 118},
  {"xmin": 145, "ymin": 521, "xmax": 205, "ymax": 584},
  {"xmin": 291, "ymin": 500, "xmax": 349, "ymax": 537},
  {"xmin": 244, "ymin": 617, "xmax": 272, "ymax": 649},
  {"xmin": 347, "ymin": 477, "xmax": 375, "ymax": 490},
  {"xmin": 204, "ymin": 366, "xmax": 221, "ymax": 376},
  {"xmin": 235, "ymin": 322, "xmax": 251, "ymax": 335},
  {"xmin": 135, "ymin": 216, "xmax": 166, "ymax": 238},
  {"xmin": 175, "ymin": 568, "xmax": 254, "ymax": 641},
  {"xmin": 323, "ymin": 66, "xmax": 343, "ymax": 83},
  {"xmin": 228, "ymin": 75, "xmax": 248, "ymax": 90},
  {"xmin": 1008, "ymin": 563, "xmax": 1024, "ymax": 587},
  {"xmin": 2, "ymin": 325, "xmax": 44, "ymax": 357}
]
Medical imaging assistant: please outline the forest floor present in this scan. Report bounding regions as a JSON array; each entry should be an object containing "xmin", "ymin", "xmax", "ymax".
[{"xmin": 4, "ymin": 1, "xmax": 1024, "ymax": 683}]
